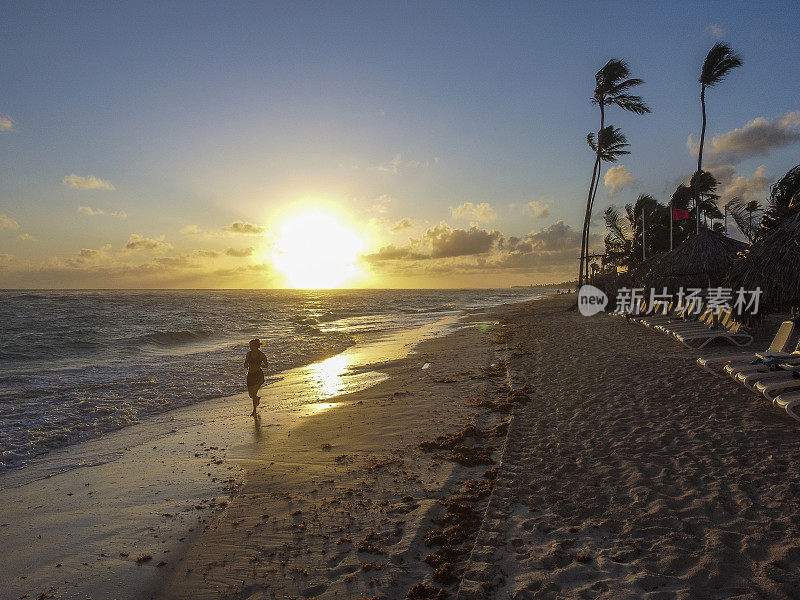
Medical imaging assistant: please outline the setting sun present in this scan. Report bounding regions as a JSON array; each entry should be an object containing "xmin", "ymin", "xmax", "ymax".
[{"xmin": 272, "ymin": 212, "xmax": 364, "ymax": 288}]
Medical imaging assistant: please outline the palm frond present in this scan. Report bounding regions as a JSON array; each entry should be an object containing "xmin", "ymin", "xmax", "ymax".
[
  {"xmin": 610, "ymin": 95, "xmax": 650, "ymax": 114},
  {"xmin": 761, "ymin": 163, "xmax": 800, "ymax": 233},
  {"xmin": 595, "ymin": 125, "xmax": 630, "ymax": 162},
  {"xmin": 603, "ymin": 206, "xmax": 630, "ymax": 247},
  {"xmin": 690, "ymin": 170, "xmax": 720, "ymax": 200},
  {"xmin": 700, "ymin": 42, "xmax": 743, "ymax": 86},
  {"xmin": 607, "ymin": 78, "xmax": 645, "ymax": 95},
  {"xmin": 671, "ymin": 184, "xmax": 693, "ymax": 210}
]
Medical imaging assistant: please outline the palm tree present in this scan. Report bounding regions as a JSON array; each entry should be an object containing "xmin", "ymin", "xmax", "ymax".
[
  {"xmin": 578, "ymin": 59, "xmax": 649, "ymax": 286},
  {"xmin": 603, "ymin": 194, "xmax": 670, "ymax": 270},
  {"xmin": 727, "ymin": 198, "xmax": 762, "ymax": 242},
  {"xmin": 693, "ymin": 43, "xmax": 742, "ymax": 234},
  {"xmin": 689, "ymin": 170, "xmax": 720, "ymax": 228},
  {"xmin": 760, "ymin": 163, "xmax": 800, "ymax": 233}
]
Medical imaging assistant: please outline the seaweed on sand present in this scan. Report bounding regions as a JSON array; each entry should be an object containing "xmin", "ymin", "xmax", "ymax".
[
  {"xmin": 407, "ymin": 582, "xmax": 449, "ymax": 599},
  {"xmin": 447, "ymin": 444, "xmax": 493, "ymax": 466},
  {"xmin": 419, "ymin": 424, "xmax": 485, "ymax": 451}
]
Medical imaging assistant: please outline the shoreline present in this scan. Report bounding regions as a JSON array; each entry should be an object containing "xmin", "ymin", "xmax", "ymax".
[{"xmin": 0, "ymin": 297, "xmax": 531, "ymax": 600}]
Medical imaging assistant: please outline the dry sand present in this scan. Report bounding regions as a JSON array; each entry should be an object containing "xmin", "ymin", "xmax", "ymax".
[{"xmin": 459, "ymin": 297, "xmax": 800, "ymax": 600}]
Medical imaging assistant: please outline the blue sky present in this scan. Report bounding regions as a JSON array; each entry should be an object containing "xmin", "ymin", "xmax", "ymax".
[{"xmin": 1, "ymin": 1, "xmax": 799, "ymax": 287}]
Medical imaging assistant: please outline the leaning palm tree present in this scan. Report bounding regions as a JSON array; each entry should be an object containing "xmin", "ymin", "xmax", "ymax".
[
  {"xmin": 728, "ymin": 198, "xmax": 762, "ymax": 242},
  {"xmin": 693, "ymin": 42, "xmax": 742, "ymax": 233},
  {"xmin": 760, "ymin": 163, "xmax": 800, "ymax": 234},
  {"xmin": 578, "ymin": 58, "xmax": 649, "ymax": 286}
]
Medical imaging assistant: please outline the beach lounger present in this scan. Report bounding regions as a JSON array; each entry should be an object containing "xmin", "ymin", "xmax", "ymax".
[
  {"xmin": 773, "ymin": 391, "xmax": 800, "ymax": 422},
  {"xmin": 725, "ymin": 341, "xmax": 800, "ymax": 384},
  {"xmin": 613, "ymin": 298, "xmax": 647, "ymax": 320},
  {"xmin": 635, "ymin": 302, "xmax": 679, "ymax": 327},
  {"xmin": 674, "ymin": 314, "xmax": 752, "ymax": 349},
  {"xmin": 653, "ymin": 306, "xmax": 711, "ymax": 335},
  {"xmin": 697, "ymin": 320, "xmax": 795, "ymax": 377},
  {"xmin": 752, "ymin": 361, "xmax": 800, "ymax": 400},
  {"xmin": 657, "ymin": 308, "xmax": 723, "ymax": 338}
]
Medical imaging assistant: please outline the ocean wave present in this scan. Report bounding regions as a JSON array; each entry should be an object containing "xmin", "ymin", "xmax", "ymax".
[{"xmin": 132, "ymin": 329, "xmax": 218, "ymax": 348}]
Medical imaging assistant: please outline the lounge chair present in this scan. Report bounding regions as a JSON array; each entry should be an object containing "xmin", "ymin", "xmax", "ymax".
[
  {"xmin": 732, "ymin": 343, "xmax": 800, "ymax": 391},
  {"xmin": 674, "ymin": 312, "xmax": 753, "ymax": 349},
  {"xmin": 697, "ymin": 321, "xmax": 795, "ymax": 377},
  {"xmin": 773, "ymin": 390, "xmax": 800, "ymax": 422},
  {"xmin": 635, "ymin": 302, "xmax": 679, "ymax": 327},
  {"xmin": 752, "ymin": 361, "xmax": 800, "ymax": 400},
  {"xmin": 611, "ymin": 297, "xmax": 647, "ymax": 319},
  {"xmin": 654, "ymin": 306, "xmax": 711, "ymax": 335}
]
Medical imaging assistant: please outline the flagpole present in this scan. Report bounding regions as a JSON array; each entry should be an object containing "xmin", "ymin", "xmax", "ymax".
[
  {"xmin": 669, "ymin": 196, "xmax": 673, "ymax": 251},
  {"xmin": 642, "ymin": 209, "xmax": 646, "ymax": 262}
]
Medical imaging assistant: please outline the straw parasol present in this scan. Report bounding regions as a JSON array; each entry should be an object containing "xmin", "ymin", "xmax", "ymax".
[
  {"xmin": 637, "ymin": 229, "xmax": 746, "ymax": 291},
  {"xmin": 628, "ymin": 251, "xmax": 667, "ymax": 287},
  {"xmin": 727, "ymin": 211, "xmax": 800, "ymax": 313}
]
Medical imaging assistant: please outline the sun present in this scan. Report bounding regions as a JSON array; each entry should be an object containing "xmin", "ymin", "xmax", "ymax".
[{"xmin": 272, "ymin": 212, "xmax": 364, "ymax": 288}]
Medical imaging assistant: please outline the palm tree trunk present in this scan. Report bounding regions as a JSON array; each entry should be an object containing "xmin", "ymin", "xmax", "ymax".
[
  {"xmin": 579, "ymin": 155, "xmax": 600, "ymax": 286},
  {"xmin": 695, "ymin": 85, "xmax": 707, "ymax": 235},
  {"xmin": 580, "ymin": 104, "xmax": 605, "ymax": 284}
]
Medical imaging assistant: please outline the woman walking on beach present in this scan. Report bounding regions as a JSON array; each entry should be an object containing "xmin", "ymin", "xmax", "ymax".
[{"xmin": 245, "ymin": 338, "xmax": 268, "ymax": 416}]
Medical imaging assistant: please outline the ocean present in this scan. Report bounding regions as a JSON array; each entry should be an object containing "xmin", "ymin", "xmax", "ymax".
[{"xmin": 0, "ymin": 288, "xmax": 547, "ymax": 473}]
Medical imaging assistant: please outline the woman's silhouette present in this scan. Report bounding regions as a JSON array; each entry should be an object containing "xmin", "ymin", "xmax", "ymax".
[{"xmin": 244, "ymin": 338, "xmax": 268, "ymax": 416}]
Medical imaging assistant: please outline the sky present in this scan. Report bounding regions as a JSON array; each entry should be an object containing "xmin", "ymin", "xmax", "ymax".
[{"xmin": 1, "ymin": 1, "xmax": 799, "ymax": 288}]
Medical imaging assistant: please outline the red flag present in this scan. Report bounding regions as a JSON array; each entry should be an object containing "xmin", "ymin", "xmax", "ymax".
[{"xmin": 672, "ymin": 208, "xmax": 691, "ymax": 221}]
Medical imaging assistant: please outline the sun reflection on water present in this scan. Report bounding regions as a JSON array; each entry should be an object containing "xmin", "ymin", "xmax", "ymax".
[
  {"xmin": 305, "ymin": 353, "xmax": 351, "ymax": 398},
  {"xmin": 304, "ymin": 402, "xmax": 341, "ymax": 414}
]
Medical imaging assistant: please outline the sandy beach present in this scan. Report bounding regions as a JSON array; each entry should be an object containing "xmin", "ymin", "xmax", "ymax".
[
  {"xmin": 160, "ymin": 295, "xmax": 800, "ymax": 600},
  {"xmin": 5, "ymin": 295, "xmax": 800, "ymax": 600}
]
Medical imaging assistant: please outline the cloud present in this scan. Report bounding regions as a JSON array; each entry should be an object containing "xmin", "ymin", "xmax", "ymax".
[
  {"xmin": 687, "ymin": 111, "xmax": 800, "ymax": 166},
  {"xmin": 450, "ymin": 202, "xmax": 498, "ymax": 222},
  {"xmin": 369, "ymin": 194, "xmax": 392, "ymax": 214},
  {"xmin": 503, "ymin": 220, "xmax": 584, "ymax": 254},
  {"xmin": 77, "ymin": 206, "xmax": 127, "ymax": 218},
  {"xmin": 525, "ymin": 201, "xmax": 550, "ymax": 219},
  {"xmin": 390, "ymin": 218, "xmax": 412, "ymax": 232},
  {"xmin": 0, "ymin": 117, "xmax": 13, "ymax": 132},
  {"xmin": 718, "ymin": 165, "xmax": 770, "ymax": 203},
  {"xmin": 364, "ymin": 223, "xmax": 502, "ymax": 262},
  {"xmin": 706, "ymin": 24, "xmax": 725, "ymax": 38},
  {"xmin": 78, "ymin": 248, "xmax": 100, "ymax": 260},
  {"xmin": 223, "ymin": 221, "xmax": 266, "ymax": 235},
  {"xmin": 364, "ymin": 245, "xmax": 428, "ymax": 262},
  {"xmin": 124, "ymin": 233, "xmax": 172, "ymax": 253},
  {"xmin": 424, "ymin": 223, "xmax": 503, "ymax": 258},
  {"xmin": 377, "ymin": 153, "xmax": 422, "ymax": 173},
  {"xmin": 0, "ymin": 214, "xmax": 20, "ymax": 230},
  {"xmin": 194, "ymin": 249, "xmax": 220, "ymax": 258},
  {"xmin": 0, "ymin": 253, "xmax": 13, "ymax": 266},
  {"xmin": 17, "ymin": 233, "xmax": 36, "ymax": 242},
  {"xmin": 62, "ymin": 174, "xmax": 115, "ymax": 191},
  {"xmin": 603, "ymin": 165, "xmax": 635, "ymax": 197},
  {"xmin": 363, "ymin": 220, "xmax": 596, "ymax": 276},
  {"xmin": 180, "ymin": 225, "xmax": 202, "ymax": 235},
  {"xmin": 225, "ymin": 246, "xmax": 254, "ymax": 257}
]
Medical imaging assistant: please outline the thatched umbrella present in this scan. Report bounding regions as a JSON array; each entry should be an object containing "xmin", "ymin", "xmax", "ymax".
[
  {"xmin": 727, "ymin": 211, "xmax": 800, "ymax": 314},
  {"xmin": 628, "ymin": 251, "xmax": 667, "ymax": 287},
  {"xmin": 638, "ymin": 229, "xmax": 746, "ymax": 292}
]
